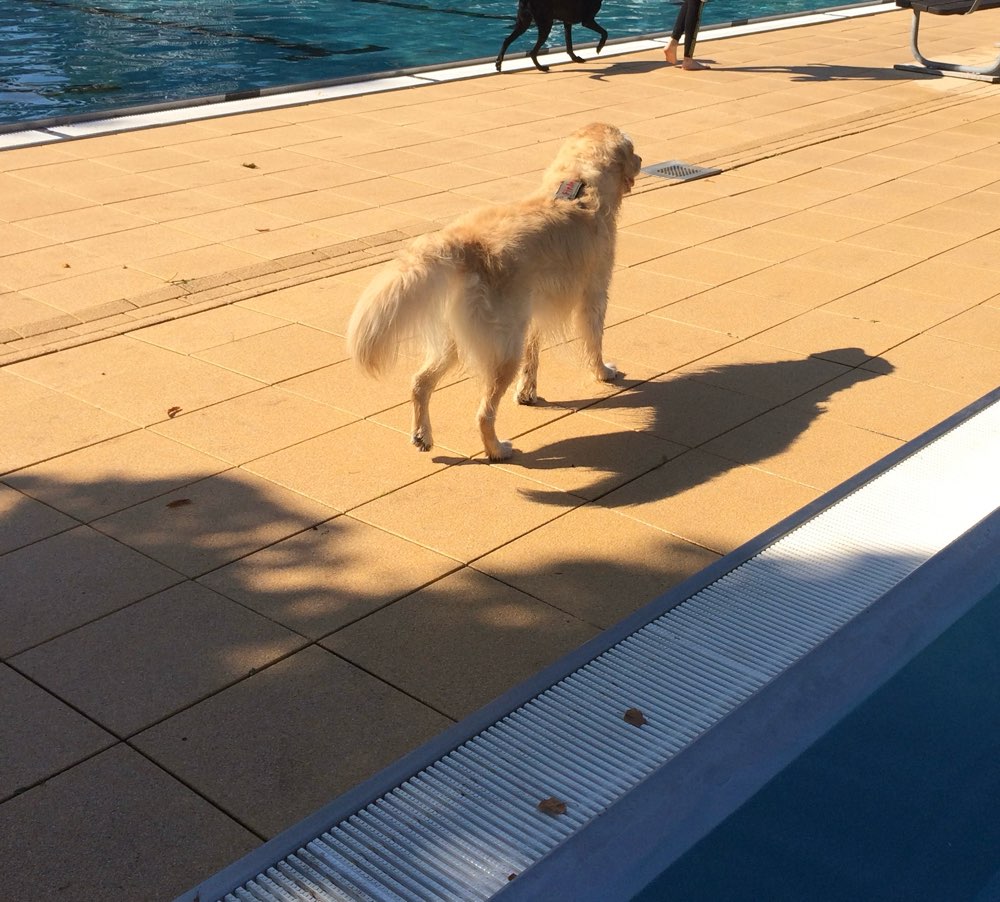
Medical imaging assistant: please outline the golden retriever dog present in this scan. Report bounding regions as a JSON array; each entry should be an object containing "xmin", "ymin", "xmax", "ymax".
[{"xmin": 346, "ymin": 122, "xmax": 641, "ymax": 461}]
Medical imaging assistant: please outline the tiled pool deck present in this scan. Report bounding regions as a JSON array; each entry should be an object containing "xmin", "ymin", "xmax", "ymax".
[{"xmin": 2, "ymin": 7, "xmax": 999, "ymax": 899}]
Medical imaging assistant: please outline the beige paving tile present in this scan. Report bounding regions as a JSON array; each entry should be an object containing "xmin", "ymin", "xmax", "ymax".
[
  {"xmin": 12, "ymin": 581, "xmax": 305, "ymax": 736},
  {"xmin": 18, "ymin": 205, "xmax": 154, "ymax": 243},
  {"xmin": 765, "ymin": 209, "xmax": 874, "ymax": 242},
  {"xmin": 222, "ymin": 222, "xmax": 345, "ymax": 260},
  {"xmin": 21, "ymin": 265, "xmax": 166, "ymax": 313},
  {"xmin": 60, "ymin": 172, "xmax": 181, "ymax": 205},
  {"xmin": 372, "ymin": 374, "xmax": 573, "ymax": 459},
  {"xmin": 0, "ymin": 665, "xmax": 113, "ymax": 802},
  {"xmin": 194, "ymin": 323, "xmax": 347, "ymax": 383},
  {"xmin": 133, "ymin": 243, "xmax": 266, "ymax": 282},
  {"xmin": 0, "ymin": 244, "xmax": 115, "ymax": 291},
  {"xmin": 789, "ymin": 242, "xmax": 922, "ymax": 282},
  {"xmin": 93, "ymin": 469, "xmax": 335, "ymax": 577},
  {"xmin": 676, "ymin": 340, "xmax": 854, "ymax": 405},
  {"xmin": 608, "ymin": 266, "xmax": 711, "ymax": 313},
  {"xmin": 200, "ymin": 515, "xmax": 459, "ymax": 639},
  {"xmin": 643, "ymin": 245, "xmax": 775, "ymax": 285},
  {"xmin": 474, "ymin": 504, "xmax": 720, "ymax": 629},
  {"xmin": 0, "ymin": 745, "xmax": 257, "ymax": 900},
  {"xmin": 494, "ymin": 412, "xmax": 685, "ymax": 501},
  {"xmin": 928, "ymin": 305, "xmax": 1000, "ymax": 350},
  {"xmin": 0, "ymin": 526, "xmax": 182, "ymax": 656},
  {"xmin": 702, "ymin": 404, "xmax": 903, "ymax": 491},
  {"xmin": 352, "ymin": 460, "xmax": 581, "ymax": 563},
  {"xmin": 624, "ymin": 211, "xmax": 738, "ymax": 248},
  {"xmin": 822, "ymin": 281, "xmax": 981, "ymax": 332},
  {"xmin": 861, "ymin": 333, "xmax": 1000, "ymax": 398},
  {"xmin": 133, "ymin": 646, "xmax": 451, "ymax": 837},
  {"xmin": 701, "ymin": 226, "xmax": 830, "ymax": 263},
  {"xmin": 599, "ymin": 449, "xmax": 820, "ymax": 554},
  {"xmin": 245, "ymin": 419, "xmax": 446, "ymax": 511},
  {"xmin": 0, "ymin": 174, "xmax": 92, "ymax": 220},
  {"xmin": 753, "ymin": 308, "xmax": 914, "ymax": 362},
  {"xmin": 323, "ymin": 567, "xmax": 598, "ymax": 718},
  {"xmin": 0, "ymin": 222, "xmax": 55, "ymax": 257},
  {"xmin": 795, "ymin": 370, "xmax": 971, "ymax": 441},
  {"xmin": 151, "ymin": 386, "xmax": 354, "ymax": 464},
  {"xmin": 109, "ymin": 187, "xmax": 236, "ymax": 223},
  {"xmin": 66, "ymin": 353, "xmax": 264, "ymax": 426},
  {"xmin": 580, "ymin": 372, "xmax": 774, "ymax": 447},
  {"xmin": 723, "ymin": 261, "xmax": 869, "ymax": 309},
  {"xmin": 170, "ymin": 205, "xmax": 301, "ymax": 241},
  {"xmin": 70, "ymin": 221, "xmax": 211, "ymax": 265},
  {"xmin": 247, "ymin": 186, "xmax": 374, "ymax": 224},
  {"xmin": 0, "ymin": 484, "xmax": 76, "ymax": 555},
  {"xmin": 238, "ymin": 269, "xmax": 372, "ymax": 331},
  {"xmin": 653, "ymin": 284, "xmax": 813, "ymax": 339},
  {"xmin": 279, "ymin": 358, "xmax": 415, "ymax": 417},
  {"xmin": 933, "ymin": 235, "xmax": 1000, "ymax": 274},
  {"xmin": 4, "ymin": 430, "xmax": 228, "ymax": 522},
  {"xmin": 840, "ymin": 222, "xmax": 968, "ymax": 258},
  {"xmin": 0, "ymin": 292, "xmax": 63, "ymax": 332},
  {"xmin": 0, "ymin": 392, "xmax": 136, "ymax": 475},
  {"xmin": 132, "ymin": 304, "xmax": 289, "ymax": 354},
  {"xmin": 601, "ymin": 314, "xmax": 735, "ymax": 374}
]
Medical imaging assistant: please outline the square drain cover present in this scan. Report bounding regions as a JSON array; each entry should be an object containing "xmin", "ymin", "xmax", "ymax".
[{"xmin": 642, "ymin": 160, "xmax": 722, "ymax": 182}]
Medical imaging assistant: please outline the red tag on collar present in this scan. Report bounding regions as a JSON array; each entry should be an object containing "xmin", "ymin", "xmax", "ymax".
[{"xmin": 554, "ymin": 179, "xmax": 584, "ymax": 200}]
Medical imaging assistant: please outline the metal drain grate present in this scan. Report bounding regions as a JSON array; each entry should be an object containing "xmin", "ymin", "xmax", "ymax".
[{"xmin": 641, "ymin": 160, "xmax": 722, "ymax": 182}]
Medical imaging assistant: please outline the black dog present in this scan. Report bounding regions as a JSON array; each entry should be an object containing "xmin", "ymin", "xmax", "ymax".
[{"xmin": 495, "ymin": 0, "xmax": 607, "ymax": 73}]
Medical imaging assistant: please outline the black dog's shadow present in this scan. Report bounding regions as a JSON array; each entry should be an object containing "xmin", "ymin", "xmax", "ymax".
[{"xmin": 500, "ymin": 348, "xmax": 894, "ymax": 504}]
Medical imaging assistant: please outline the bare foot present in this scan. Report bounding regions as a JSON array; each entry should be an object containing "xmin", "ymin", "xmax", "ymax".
[
  {"xmin": 681, "ymin": 57, "xmax": 709, "ymax": 70},
  {"xmin": 663, "ymin": 42, "xmax": 678, "ymax": 65}
]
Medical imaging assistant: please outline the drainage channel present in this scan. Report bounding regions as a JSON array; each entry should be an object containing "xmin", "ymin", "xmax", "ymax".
[{"xmin": 179, "ymin": 388, "xmax": 1000, "ymax": 902}]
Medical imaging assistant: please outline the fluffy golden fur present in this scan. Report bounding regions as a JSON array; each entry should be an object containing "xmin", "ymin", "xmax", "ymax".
[{"xmin": 346, "ymin": 122, "xmax": 642, "ymax": 461}]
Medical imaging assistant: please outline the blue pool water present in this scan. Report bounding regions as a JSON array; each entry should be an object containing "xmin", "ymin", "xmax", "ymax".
[
  {"xmin": 3, "ymin": 0, "xmax": 853, "ymax": 127},
  {"xmin": 633, "ymin": 577, "xmax": 1000, "ymax": 901}
]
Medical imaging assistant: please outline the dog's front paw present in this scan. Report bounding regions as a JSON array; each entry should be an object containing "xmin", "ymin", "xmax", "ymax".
[
  {"xmin": 487, "ymin": 440, "xmax": 514, "ymax": 462},
  {"xmin": 597, "ymin": 362, "xmax": 619, "ymax": 382},
  {"xmin": 412, "ymin": 429, "xmax": 434, "ymax": 452},
  {"xmin": 570, "ymin": 53, "xmax": 585, "ymax": 63}
]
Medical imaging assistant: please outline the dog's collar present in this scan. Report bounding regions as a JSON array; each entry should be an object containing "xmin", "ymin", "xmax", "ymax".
[{"xmin": 554, "ymin": 179, "xmax": 585, "ymax": 200}]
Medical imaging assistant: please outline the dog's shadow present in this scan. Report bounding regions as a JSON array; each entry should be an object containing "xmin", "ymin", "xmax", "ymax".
[{"xmin": 505, "ymin": 348, "xmax": 894, "ymax": 505}]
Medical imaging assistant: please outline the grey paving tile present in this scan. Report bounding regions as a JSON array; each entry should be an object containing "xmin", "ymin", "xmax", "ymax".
[
  {"xmin": 0, "ymin": 744, "xmax": 258, "ymax": 902},
  {"xmin": 323, "ymin": 568, "xmax": 599, "ymax": 719},
  {"xmin": 133, "ymin": 645, "xmax": 451, "ymax": 837},
  {"xmin": 0, "ymin": 483, "xmax": 76, "ymax": 555},
  {"xmin": 0, "ymin": 664, "xmax": 113, "ymax": 802},
  {"xmin": 0, "ymin": 526, "xmax": 182, "ymax": 657},
  {"xmin": 199, "ymin": 516, "xmax": 459, "ymax": 639},
  {"xmin": 11, "ymin": 581, "xmax": 306, "ymax": 736},
  {"xmin": 92, "ymin": 469, "xmax": 335, "ymax": 577}
]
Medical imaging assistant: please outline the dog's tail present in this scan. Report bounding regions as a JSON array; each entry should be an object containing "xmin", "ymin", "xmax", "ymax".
[{"xmin": 347, "ymin": 237, "xmax": 457, "ymax": 376}]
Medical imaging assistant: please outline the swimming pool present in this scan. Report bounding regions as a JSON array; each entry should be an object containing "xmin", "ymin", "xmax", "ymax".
[{"xmin": 3, "ymin": 0, "xmax": 868, "ymax": 128}]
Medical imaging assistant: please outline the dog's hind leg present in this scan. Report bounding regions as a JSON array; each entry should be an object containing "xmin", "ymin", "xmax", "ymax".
[
  {"xmin": 528, "ymin": 17, "xmax": 555, "ymax": 71},
  {"xmin": 411, "ymin": 342, "xmax": 457, "ymax": 452},
  {"xmin": 581, "ymin": 18, "xmax": 608, "ymax": 54},
  {"xmin": 478, "ymin": 357, "xmax": 521, "ymax": 461},
  {"xmin": 515, "ymin": 326, "xmax": 541, "ymax": 405},
  {"xmin": 563, "ymin": 23, "xmax": 586, "ymax": 63}
]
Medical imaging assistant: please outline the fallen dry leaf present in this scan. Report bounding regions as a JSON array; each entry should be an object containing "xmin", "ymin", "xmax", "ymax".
[
  {"xmin": 624, "ymin": 707, "xmax": 647, "ymax": 727},
  {"xmin": 167, "ymin": 499, "xmax": 192, "ymax": 509},
  {"xmin": 242, "ymin": 162, "xmax": 258, "ymax": 169},
  {"xmin": 537, "ymin": 796, "xmax": 567, "ymax": 816},
  {"xmin": 167, "ymin": 406, "xmax": 182, "ymax": 418}
]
